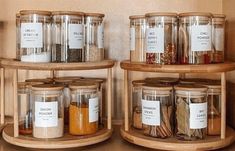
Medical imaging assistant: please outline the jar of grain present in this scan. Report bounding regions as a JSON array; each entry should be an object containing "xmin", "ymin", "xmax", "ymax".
[
  {"xmin": 145, "ymin": 12, "xmax": 177, "ymax": 64},
  {"xmin": 16, "ymin": 13, "xmax": 20, "ymax": 60},
  {"xmin": 179, "ymin": 12, "xmax": 213, "ymax": 64},
  {"xmin": 19, "ymin": 10, "xmax": 51, "ymax": 62},
  {"xmin": 52, "ymin": 11, "xmax": 85, "ymax": 62},
  {"xmin": 31, "ymin": 84, "xmax": 64, "ymax": 138}
]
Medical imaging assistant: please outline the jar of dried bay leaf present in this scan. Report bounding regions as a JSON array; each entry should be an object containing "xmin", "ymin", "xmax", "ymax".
[
  {"xmin": 175, "ymin": 85, "xmax": 208, "ymax": 141},
  {"xmin": 142, "ymin": 84, "xmax": 173, "ymax": 138}
]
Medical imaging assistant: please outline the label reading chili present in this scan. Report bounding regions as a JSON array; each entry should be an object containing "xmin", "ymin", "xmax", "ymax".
[{"xmin": 146, "ymin": 27, "xmax": 164, "ymax": 53}]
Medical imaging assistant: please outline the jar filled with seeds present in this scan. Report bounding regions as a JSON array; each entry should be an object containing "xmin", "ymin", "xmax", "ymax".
[
  {"xmin": 16, "ymin": 13, "xmax": 20, "ymax": 60},
  {"xmin": 19, "ymin": 10, "xmax": 51, "ymax": 62},
  {"xmin": 142, "ymin": 84, "xmax": 173, "ymax": 138},
  {"xmin": 179, "ymin": 13, "xmax": 212, "ymax": 64},
  {"xmin": 175, "ymin": 85, "xmax": 208, "ymax": 141},
  {"xmin": 85, "ymin": 13, "xmax": 105, "ymax": 62},
  {"xmin": 145, "ymin": 13, "xmax": 177, "ymax": 64},
  {"xmin": 129, "ymin": 15, "xmax": 146, "ymax": 62},
  {"xmin": 52, "ymin": 11, "xmax": 85, "ymax": 62}
]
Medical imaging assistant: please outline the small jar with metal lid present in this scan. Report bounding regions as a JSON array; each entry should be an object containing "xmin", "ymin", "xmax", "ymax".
[
  {"xmin": 31, "ymin": 84, "xmax": 64, "ymax": 138},
  {"xmin": 212, "ymin": 14, "xmax": 226, "ymax": 63},
  {"xmin": 69, "ymin": 82, "xmax": 99, "ymax": 135},
  {"xmin": 129, "ymin": 15, "xmax": 146, "ymax": 62},
  {"xmin": 179, "ymin": 12, "xmax": 213, "ymax": 64},
  {"xmin": 85, "ymin": 13, "xmax": 105, "ymax": 62},
  {"xmin": 19, "ymin": 10, "xmax": 51, "ymax": 62},
  {"xmin": 52, "ymin": 11, "xmax": 85, "ymax": 62},
  {"xmin": 142, "ymin": 84, "xmax": 173, "ymax": 138},
  {"xmin": 145, "ymin": 12, "xmax": 178, "ymax": 64},
  {"xmin": 175, "ymin": 85, "xmax": 208, "ymax": 141},
  {"xmin": 16, "ymin": 13, "xmax": 20, "ymax": 60}
]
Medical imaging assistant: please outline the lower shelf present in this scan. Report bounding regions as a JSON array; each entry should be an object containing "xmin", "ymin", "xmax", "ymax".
[
  {"xmin": 120, "ymin": 126, "xmax": 235, "ymax": 151},
  {"xmin": 2, "ymin": 124, "xmax": 113, "ymax": 149}
]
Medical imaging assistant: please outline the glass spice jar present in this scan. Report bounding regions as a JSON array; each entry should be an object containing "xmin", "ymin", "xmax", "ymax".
[
  {"xmin": 32, "ymin": 84, "xmax": 64, "ymax": 138},
  {"xmin": 129, "ymin": 15, "xmax": 146, "ymax": 62},
  {"xmin": 142, "ymin": 84, "xmax": 173, "ymax": 138},
  {"xmin": 212, "ymin": 14, "xmax": 226, "ymax": 63},
  {"xmin": 16, "ymin": 13, "xmax": 21, "ymax": 60},
  {"xmin": 19, "ymin": 10, "xmax": 51, "ymax": 62},
  {"xmin": 145, "ymin": 13, "xmax": 177, "ymax": 64},
  {"xmin": 52, "ymin": 11, "xmax": 85, "ymax": 62},
  {"xmin": 85, "ymin": 13, "xmax": 105, "ymax": 62},
  {"xmin": 179, "ymin": 12, "xmax": 213, "ymax": 64},
  {"xmin": 69, "ymin": 82, "xmax": 99, "ymax": 135},
  {"xmin": 175, "ymin": 85, "xmax": 208, "ymax": 141}
]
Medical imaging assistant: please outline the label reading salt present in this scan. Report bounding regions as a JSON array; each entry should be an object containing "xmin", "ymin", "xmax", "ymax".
[
  {"xmin": 89, "ymin": 97, "xmax": 99, "ymax": 123},
  {"xmin": 214, "ymin": 28, "xmax": 224, "ymax": 51},
  {"xmin": 35, "ymin": 102, "xmax": 58, "ymax": 127},
  {"xmin": 142, "ymin": 99, "xmax": 160, "ymax": 126},
  {"xmin": 98, "ymin": 24, "xmax": 104, "ymax": 49},
  {"xmin": 130, "ymin": 27, "xmax": 135, "ymax": 51},
  {"xmin": 146, "ymin": 27, "xmax": 164, "ymax": 53},
  {"xmin": 21, "ymin": 23, "xmax": 43, "ymax": 48},
  {"xmin": 189, "ymin": 102, "xmax": 207, "ymax": 129},
  {"xmin": 69, "ymin": 24, "xmax": 83, "ymax": 49},
  {"xmin": 191, "ymin": 25, "xmax": 212, "ymax": 51}
]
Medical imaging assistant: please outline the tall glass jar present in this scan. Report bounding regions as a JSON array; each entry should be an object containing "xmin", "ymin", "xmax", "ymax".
[
  {"xmin": 32, "ymin": 84, "xmax": 64, "ymax": 138},
  {"xmin": 19, "ymin": 10, "xmax": 51, "ymax": 62},
  {"xmin": 212, "ymin": 14, "xmax": 226, "ymax": 63},
  {"xmin": 142, "ymin": 84, "xmax": 173, "ymax": 138},
  {"xmin": 129, "ymin": 15, "xmax": 146, "ymax": 62},
  {"xmin": 52, "ymin": 11, "xmax": 85, "ymax": 62},
  {"xmin": 85, "ymin": 13, "xmax": 105, "ymax": 62},
  {"xmin": 69, "ymin": 82, "xmax": 99, "ymax": 135},
  {"xmin": 16, "ymin": 13, "xmax": 21, "ymax": 60},
  {"xmin": 179, "ymin": 13, "xmax": 212, "ymax": 64},
  {"xmin": 175, "ymin": 85, "xmax": 208, "ymax": 141},
  {"xmin": 145, "ymin": 13, "xmax": 177, "ymax": 64}
]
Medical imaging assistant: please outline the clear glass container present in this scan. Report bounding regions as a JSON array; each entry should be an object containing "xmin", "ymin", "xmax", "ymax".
[
  {"xmin": 32, "ymin": 84, "xmax": 64, "ymax": 138},
  {"xmin": 52, "ymin": 11, "xmax": 85, "ymax": 62},
  {"xmin": 129, "ymin": 15, "xmax": 146, "ymax": 62},
  {"xmin": 16, "ymin": 13, "xmax": 21, "ymax": 60},
  {"xmin": 69, "ymin": 82, "xmax": 99, "ymax": 135},
  {"xmin": 85, "ymin": 13, "xmax": 105, "ymax": 62},
  {"xmin": 19, "ymin": 10, "xmax": 51, "ymax": 62},
  {"xmin": 179, "ymin": 12, "xmax": 213, "ymax": 64},
  {"xmin": 175, "ymin": 85, "xmax": 208, "ymax": 141},
  {"xmin": 142, "ymin": 84, "xmax": 173, "ymax": 138},
  {"xmin": 145, "ymin": 13, "xmax": 177, "ymax": 64},
  {"xmin": 212, "ymin": 14, "xmax": 226, "ymax": 63}
]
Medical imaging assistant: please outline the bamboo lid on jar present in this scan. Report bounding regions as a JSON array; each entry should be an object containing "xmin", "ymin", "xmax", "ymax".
[
  {"xmin": 69, "ymin": 82, "xmax": 98, "ymax": 90},
  {"xmin": 200, "ymin": 80, "xmax": 221, "ymax": 89},
  {"xmin": 51, "ymin": 11, "xmax": 84, "ymax": 16},
  {"xmin": 179, "ymin": 12, "xmax": 212, "ymax": 17},
  {"xmin": 85, "ymin": 13, "xmax": 105, "ymax": 18},
  {"xmin": 146, "ymin": 77, "xmax": 179, "ymax": 85},
  {"xmin": 213, "ymin": 14, "xmax": 226, "ymax": 18},
  {"xmin": 142, "ymin": 84, "xmax": 173, "ymax": 91},
  {"xmin": 145, "ymin": 12, "xmax": 177, "ymax": 17},
  {"xmin": 54, "ymin": 77, "xmax": 81, "ymax": 83},
  {"xmin": 174, "ymin": 84, "xmax": 207, "ymax": 91},
  {"xmin": 20, "ymin": 10, "xmax": 51, "ymax": 16},
  {"xmin": 18, "ymin": 82, "xmax": 44, "ymax": 89},
  {"xmin": 129, "ymin": 15, "xmax": 145, "ymax": 19},
  {"xmin": 25, "ymin": 78, "xmax": 53, "ymax": 84},
  {"xmin": 179, "ymin": 78, "xmax": 209, "ymax": 84},
  {"xmin": 132, "ymin": 80, "xmax": 146, "ymax": 86},
  {"xmin": 79, "ymin": 78, "xmax": 105, "ymax": 84},
  {"xmin": 32, "ymin": 84, "xmax": 64, "ymax": 91}
]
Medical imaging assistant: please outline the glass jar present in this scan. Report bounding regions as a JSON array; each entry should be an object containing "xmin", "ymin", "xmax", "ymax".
[
  {"xmin": 32, "ymin": 84, "xmax": 64, "ymax": 138},
  {"xmin": 145, "ymin": 13, "xmax": 177, "ymax": 64},
  {"xmin": 179, "ymin": 12, "xmax": 213, "ymax": 64},
  {"xmin": 19, "ymin": 10, "xmax": 51, "ymax": 62},
  {"xmin": 52, "ymin": 11, "xmax": 85, "ymax": 62},
  {"xmin": 212, "ymin": 14, "xmax": 226, "ymax": 63},
  {"xmin": 142, "ymin": 84, "xmax": 173, "ymax": 138},
  {"xmin": 175, "ymin": 85, "xmax": 208, "ymax": 141},
  {"xmin": 69, "ymin": 82, "xmax": 99, "ymax": 135},
  {"xmin": 129, "ymin": 15, "xmax": 146, "ymax": 62},
  {"xmin": 16, "ymin": 13, "xmax": 21, "ymax": 60},
  {"xmin": 85, "ymin": 13, "xmax": 105, "ymax": 62}
]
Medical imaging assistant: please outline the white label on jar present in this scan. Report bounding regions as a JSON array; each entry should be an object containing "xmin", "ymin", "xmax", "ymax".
[
  {"xmin": 146, "ymin": 27, "xmax": 164, "ymax": 53},
  {"xmin": 214, "ymin": 28, "xmax": 224, "ymax": 51},
  {"xmin": 35, "ymin": 102, "xmax": 58, "ymax": 127},
  {"xmin": 21, "ymin": 23, "xmax": 43, "ymax": 48},
  {"xmin": 189, "ymin": 102, "xmax": 207, "ymax": 129},
  {"xmin": 89, "ymin": 97, "xmax": 99, "ymax": 123},
  {"xmin": 98, "ymin": 24, "xmax": 104, "ymax": 49},
  {"xmin": 68, "ymin": 24, "xmax": 83, "ymax": 49},
  {"xmin": 141, "ymin": 99, "xmax": 160, "ymax": 126},
  {"xmin": 191, "ymin": 25, "xmax": 212, "ymax": 51},
  {"xmin": 130, "ymin": 27, "xmax": 135, "ymax": 51}
]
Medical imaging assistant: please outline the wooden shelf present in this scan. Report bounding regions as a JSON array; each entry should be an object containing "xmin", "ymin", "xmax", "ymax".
[
  {"xmin": 120, "ymin": 126, "xmax": 235, "ymax": 151},
  {"xmin": 120, "ymin": 60, "xmax": 235, "ymax": 73},
  {"xmin": 0, "ymin": 58, "xmax": 115, "ymax": 70},
  {"xmin": 2, "ymin": 124, "xmax": 113, "ymax": 149}
]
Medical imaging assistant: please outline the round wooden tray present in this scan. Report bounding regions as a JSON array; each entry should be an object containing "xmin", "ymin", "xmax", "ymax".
[
  {"xmin": 3, "ymin": 124, "xmax": 113, "ymax": 149},
  {"xmin": 120, "ymin": 60, "xmax": 235, "ymax": 73},
  {"xmin": 120, "ymin": 126, "xmax": 235, "ymax": 151},
  {"xmin": 0, "ymin": 59, "xmax": 115, "ymax": 70}
]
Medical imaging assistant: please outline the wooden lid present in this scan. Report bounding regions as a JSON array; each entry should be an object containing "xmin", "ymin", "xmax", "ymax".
[
  {"xmin": 142, "ymin": 84, "xmax": 172, "ymax": 91},
  {"xmin": 79, "ymin": 78, "xmax": 105, "ymax": 84},
  {"xmin": 32, "ymin": 84, "xmax": 64, "ymax": 91},
  {"xmin": 179, "ymin": 78, "xmax": 208, "ymax": 84},
  {"xmin": 18, "ymin": 82, "xmax": 44, "ymax": 89},
  {"xmin": 54, "ymin": 77, "xmax": 81, "ymax": 83},
  {"xmin": 16, "ymin": 13, "xmax": 20, "ymax": 17},
  {"xmin": 145, "ymin": 12, "xmax": 177, "ymax": 17},
  {"xmin": 213, "ymin": 14, "xmax": 226, "ymax": 18},
  {"xmin": 85, "ymin": 13, "xmax": 105, "ymax": 17},
  {"xmin": 132, "ymin": 80, "xmax": 146, "ymax": 86},
  {"xmin": 174, "ymin": 84, "xmax": 207, "ymax": 91},
  {"xmin": 179, "ymin": 12, "xmax": 212, "ymax": 17},
  {"xmin": 69, "ymin": 82, "xmax": 98, "ymax": 90},
  {"xmin": 51, "ymin": 11, "xmax": 84, "ymax": 16},
  {"xmin": 200, "ymin": 80, "xmax": 221, "ymax": 89},
  {"xmin": 20, "ymin": 10, "xmax": 51, "ymax": 16},
  {"xmin": 129, "ymin": 15, "xmax": 145, "ymax": 19},
  {"xmin": 25, "ymin": 78, "xmax": 53, "ymax": 84},
  {"xmin": 146, "ymin": 77, "xmax": 178, "ymax": 84}
]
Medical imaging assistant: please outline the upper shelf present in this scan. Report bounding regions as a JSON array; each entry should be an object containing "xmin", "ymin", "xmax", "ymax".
[
  {"xmin": 120, "ymin": 60, "xmax": 235, "ymax": 73},
  {"xmin": 0, "ymin": 59, "xmax": 115, "ymax": 70}
]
